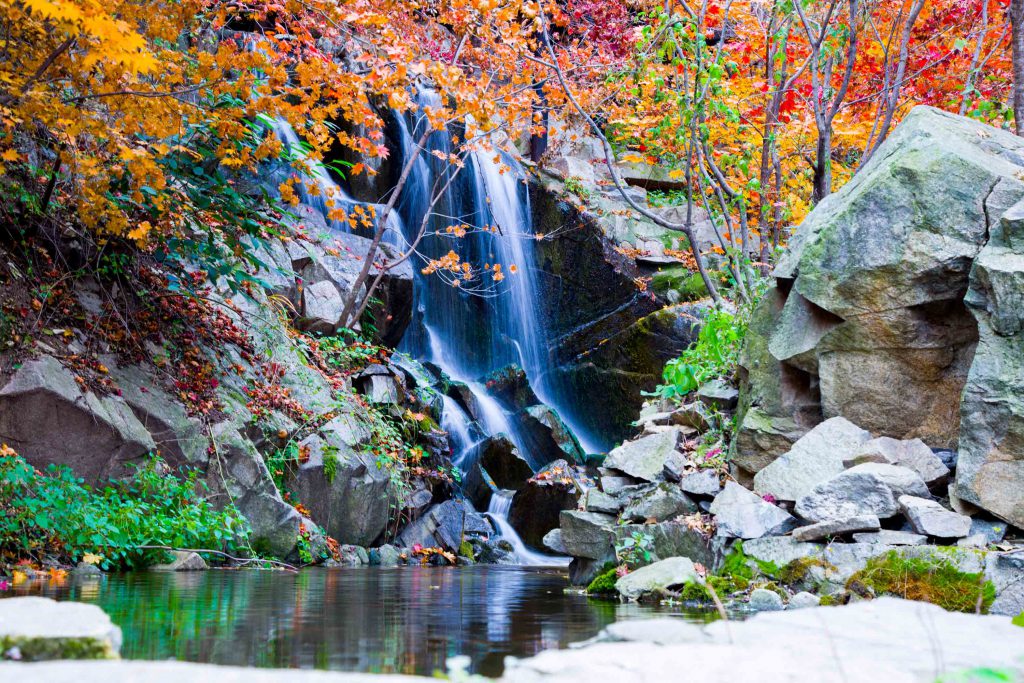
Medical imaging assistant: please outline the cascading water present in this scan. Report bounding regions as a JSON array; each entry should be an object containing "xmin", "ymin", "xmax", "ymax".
[{"xmin": 275, "ymin": 98, "xmax": 583, "ymax": 564}]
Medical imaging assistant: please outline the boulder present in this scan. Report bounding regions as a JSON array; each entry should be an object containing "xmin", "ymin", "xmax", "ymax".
[
  {"xmin": 615, "ymin": 557, "xmax": 700, "ymax": 601},
  {"xmin": 614, "ymin": 523, "xmax": 724, "ymax": 571},
  {"xmin": 792, "ymin": 515, "xmax": 881, "ymax": 542},
  {"xmin": 0, "ymin": 356, "xmax": 157, "ymax": 484},
  {"xmin": 150, "ymin": 551, "xmax": 208, "ymax": 572},
  {"xmin": 986, "ymin": 550, "xmax": 1024, "ymax": 616},
  {"xmin": 680, "ymin": 470, "xmax": 721, "ymax": 497},
  {"xmin": 582, "ymin": 488, "xmax": 621, "ymax": 514},
  {"xmin": 957, "ymin": 230, "xmax": 1024, "ymax": 528},
  {"xmin": 898, "ymin": 495, "xmax": 972, "ymax": 538},
  {"xmin": 742, "ymin": 536, "xmax": 825, "ymax": 568},
  {"xmin": 709, "ymin": 482, "xmax": 798, "ymax": 540},
  {"xmin": 603, "ymin": 429, "xmax": 682, "ymax": 482},
  {"xmin": 288, "ymin": 431, "xmax": 392, "ymax": 547},
  {"xmin": 558, "ymin": 510, "xmax": 616, "ymax": 560},
  {"xmin": 846, "ymin": 437, "xmax": 950, "ymax": 487},
  {"xmin": 375, "ymin": 544, "xmax": 401, "ymax": 567},
  {"xmin": 620, "ymin": 483, "xmax": 696, "ymax": 523},
  {"xmin": 396, "ymin": 500, "xmax": 491, "ymax": 553},
  {"xmin": 599, "ymin": 467, "xmax": 638, "ymax": 495},
  {"xmin": 748, "ymin": 588, "xmax": 784, "ymax": 612},
  {"xmin": 0, "ymin": 597, "xmax": 122, "ymax": 661},
  {"xmin": 789, "ymin": 592, "xmax": 821, "ymax": 609},
  {"xmin": 542, "ymin": 528, "xmax": 568, "ymax": 555},
  {"xmin": 843, "ymin": 463, "xmax": 930, "ymax": 499},
  {"xmin": 300, "ymin": 279, "xmax": 346, "ymax": 334},
  {"xmin": 753, "ymin": 417, "xmax": 872, "ymax": 502},
  {"xmin": 478, "ymin": 435, "xmax": 533, "ymax": 490},
  {"xmin": 520, "ymin": 404, "xmax": 586, "ymax": 465},
  {"xmin": 507, "ymin": 460, "xmax": 581, "ymax": 548},
  {"xmin": 483, "ymin": 364, "xmax": 539, "ymax": 411},
  {"xmin": 794, "ymin": 471, "xmax": 898, "ymax": 523},
  {"xmin": 696, "ymin": 380, "xmax": 739, "ymax": 411}
]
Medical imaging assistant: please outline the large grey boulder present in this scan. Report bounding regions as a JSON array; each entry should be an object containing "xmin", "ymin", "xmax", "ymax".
[
  {"xmin": 957, "ymin": 222, "xmax": 1024, "ymax": 528},
  {"xmin": 747, "ymin": 588, "xmax": 784, "ymax": 612},
  {"xmin": 846, "ymin": 437, "xmax": 949, "ymax": 487},
  {"xmin": 559, "ymin": 510, "xmax": 616, "ymax": 560},
  {"xmin": 842, "ymin": 463, "xmax": 930, "ymax": 499},
  {"xmin": 615, "ymin": 557, "xmax": 700, "ymax": 601},
  {"xmin": 288, "ymin": 426, "xmax": 393, "ymax": 546},
  {"xmin": 794, "ymin": 470, "xmax": 898, "ymax": 523},
  {"xmin": 710, "ymin": 482, "xmax": 797, "ymax": 539},
  {"xmin": 753, "ymin": 417, "xmax": 872, "ymax": 502},
  {"xmin": 0, "ymin": 356, "xmax": 156, "ymax": 483},
  {"xmin": 603, "ymin": 429, "xmax": 682, "ymax": 482},
  {"xmin": 898, "ymin": 495, "xmax": 972, "ymax": 538},
  {"xmin": 736, "ymin": 107, "xmax": 1024, "ymax": 510},
  {"xmin": 0, "ymin": 597, "xmax": 122, "ymax": 660},
  {"xmin": 478, "ymin": 435, "xmax": 533, "ymax": 490}
]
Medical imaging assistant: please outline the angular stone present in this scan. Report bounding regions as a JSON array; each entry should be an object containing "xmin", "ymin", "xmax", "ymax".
[
  {"xmin": 583, "ymin": 489, "xmax": 621, "ymax": 515},
  {"xmin": 0, "ymin": 356, "xmax": 157, "ymax": 484},
  {"xmin": 742, "ymin": 536, "xmax": 824, "ymax": 568},
  {"xmin": 986, "ymin": 550, "xmax": 1024, "ymax": 616},
  {"xmin": 559, "ymin": 510, "xmax": 616, "ymax": 560},
  {"xmin": 792, "ymin": 515, "xmax": 880, "ymax": 542},
  {"xmin": 0, "ymin": 597, "xmax": 121, "ymax": 660},
  {"xmin": 508, "ymin": 461, "xmax": 581, "ymax": 548},
  {"xmin": 396, "ymin": 500, "xmax": 491, "ymax": 553},
  {"xmin": 598, "ymin": 467, "xmax": 638, "ymax": 496},
  {"xmin": 851, "ymin": 530, "xmax": 928, "ymax": 546},
  {"xmin": 621, "ymin": 483, "xmax": 696, "ymax": 523},
  {"xmin": 669, "ymin": 403, "xmax": 712, "ymax": 431},
  {"xmin": 970, "ymin": 517, "xmax": 1009, "ymax": 544},
  {"xmin": 710, "ymin": 482, "xmax": 798, "ymax": 540},
  {"xmin": 753, "ymin": 417, "xmax": 872, "ymax": 502},
  {"xmin": 748, "ymin": 588, "xmax": 784, "ymax": 612},
  {"xmin": 680, "ymin": 470, "xmax": 721, "ymax": 497},
  {"xmin": 615, "ymin": 557, "xmax": 700, "ymax": 601},
  {"xmin": 788, "ymin": 592, "xmax": 821, "ymax": 609},
  {"xmin": 300, "ymin": 279, "xmax": 345, "ymax": 334},
  {"xmin": 843, "ymin": 463, "xmax": 930, "ymax": 499},
  {"xmin": 542, "ymin": 528, "xmax": 568, "ymax": 555},
  {"xmin": 478, "ymin": 435, "xmax": 533, "ymax": 490},
  {"xmin": 376, "ymin": 544, "xmax": 401, "ymax": 567},
  {"xmin": 846, "ymin": 437, "xmax": 950, "ymax": 487},
  {"xmin": 795, "ymin": 471, "xmax": 898, "ymax": 523},
  {"xmin": 662, "ymin": 451, "xmax": 689, "ymax": 482},
  {"xmin": 522, "ymin": 404, "xmax": 587, "ymax": 465},
  {"xmin": 150, "ymin": 551, "xmax": 208, "ymax": 572},
  {"xmin": 899, "ymin": 495, "xmax": 972, "ymax": 538},
  {"xmin": 603, "ymin": 429, "xmax": 681, "ymax": 482},
  {"xmin": 696, "ymin": 379, "xmax": 739, "ymax": 411}
]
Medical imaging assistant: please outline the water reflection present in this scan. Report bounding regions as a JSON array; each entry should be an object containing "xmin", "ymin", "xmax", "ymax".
[{"xmin": 8, "ymin": 566, "xmax": 717, "ymax": 677}]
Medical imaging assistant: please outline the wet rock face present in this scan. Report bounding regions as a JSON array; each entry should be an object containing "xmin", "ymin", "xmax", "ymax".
[
  {"xmin": 507, "ymin": 460, "xmax": 581, "ymax": 548},
  {"xmin": 735, "ymin": 106, "xmax": 1024, "ymax": 528},
  {"xmin": 529, "ymin": 180, "xmax": 708, "ymax": 448}
]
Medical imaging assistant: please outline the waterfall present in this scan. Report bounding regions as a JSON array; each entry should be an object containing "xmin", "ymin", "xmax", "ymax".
[{"xmin": 486, "ymin": 492, "xmax": 568, "ymax": 567}]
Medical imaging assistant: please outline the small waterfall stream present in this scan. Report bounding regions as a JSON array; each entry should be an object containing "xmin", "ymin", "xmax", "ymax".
[{"xmin": 274, "ymin": 105, "xmax": 581, "ymax": 564}]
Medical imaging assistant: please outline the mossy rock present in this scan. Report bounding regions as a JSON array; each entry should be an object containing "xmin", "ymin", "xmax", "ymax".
[
  {"xmin": 586, "ymin": 565, "xmax": 620, "ymax": 596},
  {"xmin": 847, "ymin": 550, "xmax": 996, "ymax": 613},
  {"xmin": 777, "ymin": 556, "xmax": 836, "ymax": 591},
  {"xmin": 651, "ymin": 266, "xmax": 709, "ymax": 302},
  {"xmin": 0, "ymin": 597, "xmax": 121, "ymax": 661}
]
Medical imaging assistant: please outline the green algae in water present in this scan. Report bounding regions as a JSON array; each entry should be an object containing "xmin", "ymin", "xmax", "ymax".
[{"xmin": 847, "ymin": 550, "xmax": 996, "ymax": 613}]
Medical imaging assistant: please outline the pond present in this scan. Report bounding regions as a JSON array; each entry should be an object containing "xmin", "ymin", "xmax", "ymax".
[{"xmin": 7, "ymin": 566, "xmax": 719, "ymax": 677}]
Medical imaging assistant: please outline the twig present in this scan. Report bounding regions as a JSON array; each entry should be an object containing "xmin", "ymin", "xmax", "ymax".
[{"xmin": 133, "ymin": 544, "xmax": 298, "ymax": 572}]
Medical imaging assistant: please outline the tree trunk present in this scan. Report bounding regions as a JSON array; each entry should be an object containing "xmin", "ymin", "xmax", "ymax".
[
  {"xmin": 1012, "ymin": 0, "xmax": 1024, "ymax": 135},
  {"xmin": 529, "ymin": 82, "xmax": 549, "ymax": 162},
  {"xmin": 812, "ymin": 126, "xmax": 832, "ymax": 203}
]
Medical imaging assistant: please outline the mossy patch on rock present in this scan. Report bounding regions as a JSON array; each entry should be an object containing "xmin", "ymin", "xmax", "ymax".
[
  {"xmin": 586, "ymin": 564, "xmax": 620, "ymax": 596},
  {"xmin": 651, "ymin": 267, "xmax": 708, "ymax": 302},
  {"xmin": 847, "ymin": 550, "xmax": 996, "ymax": 613}
]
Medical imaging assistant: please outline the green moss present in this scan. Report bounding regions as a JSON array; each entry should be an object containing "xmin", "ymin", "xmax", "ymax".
[
  {"xmin": 458, "ymin": 540, "xmax": 475, "ymax": 561},
  {"xmin": 651, "ymin": 266, "xmax": 708, "ymax": 302},
  {"xmin": 586, "ymin": 565, "xmax": 620, "ymax": 596},
  {"xmin": 818, "ymin": 594, "xmax": 841, "ymax": 607},
  {"xmin": 847, "ymin": 550, "xmax": 996, "ymax": 613},
  {"xmin": 1012, "ymin": 612, "xmax": 1024, "ymax": 628},
  {"xmin": 778, "ymin": 556, "xmax": 835, "ymax": 586},
  {"xmin": 0, "ymin": 635, "xmax": 117, "ymax": 661}
]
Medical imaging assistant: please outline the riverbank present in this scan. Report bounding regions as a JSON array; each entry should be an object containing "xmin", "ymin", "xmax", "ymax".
[{"xmin": 2, "ymin": 593, "xmax": 1021, "ymax": 682}]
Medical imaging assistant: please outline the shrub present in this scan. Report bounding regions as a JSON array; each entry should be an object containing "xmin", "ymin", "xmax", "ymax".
[
  {"xmin": 653, "ymin": 307, "xmax": 745, "ymax": 402},
  {"xmin": 0, "ymin": 446, "xmax": 247, "ymax": 569}
]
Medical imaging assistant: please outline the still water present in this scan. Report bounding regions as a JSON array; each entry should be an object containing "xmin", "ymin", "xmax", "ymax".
[{"xmin": 10, "ymin": 566, "xmax": 717, "ymax": 677}]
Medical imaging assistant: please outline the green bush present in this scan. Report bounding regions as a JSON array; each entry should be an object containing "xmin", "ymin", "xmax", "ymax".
[
  {"xmin": 0, "ymin": 448, "xmax": 248, "ymax": 569},
  {"xmin": 653, "ymin": 307, "xmax": 745, "ymax": 402}
]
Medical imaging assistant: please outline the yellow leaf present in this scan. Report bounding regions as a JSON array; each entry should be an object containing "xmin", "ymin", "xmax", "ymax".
[
  {"xmin": 1, "ymin": 149, "xmax": 19, "ymax": 162},
  {"xmin": 82, "ymin": 553, "xmax": 103, "ymax": 565}
]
